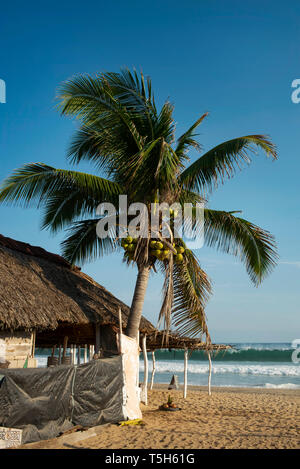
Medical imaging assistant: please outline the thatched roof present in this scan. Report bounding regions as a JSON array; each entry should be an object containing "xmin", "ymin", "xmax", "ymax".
[
  {"xmin": 145, "ymin": 330, "xmax": 231, "ymax": 352},
  {"xmin": 0, "ymin": 234, "xmax": 155, "ymax": 333}
]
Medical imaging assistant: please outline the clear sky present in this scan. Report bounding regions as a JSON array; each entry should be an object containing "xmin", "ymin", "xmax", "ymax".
[{"xmin": 0, "ymin": 0, "xmax": 299, "ymax": 342}]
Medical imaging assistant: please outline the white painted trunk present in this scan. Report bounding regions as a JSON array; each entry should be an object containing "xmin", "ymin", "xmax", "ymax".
[
  {"xmin": 184, "ymin": 348, "xmax": 188, "ymax": 398},
  {"xmin": 150, "ymin": 351, "xmax": 156, "ymax": 390}
]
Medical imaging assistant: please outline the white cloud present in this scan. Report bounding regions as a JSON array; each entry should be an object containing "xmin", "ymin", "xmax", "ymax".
[{"xmin": 280, "ymin": 261, "xmax": 300, "ymax": 268}]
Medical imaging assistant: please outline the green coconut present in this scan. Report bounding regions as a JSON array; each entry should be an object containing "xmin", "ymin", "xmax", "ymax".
[
  {"xmin": 150, "ymin": 240, "xmax": 157, "ymax": 249},
  {"xmin": 176, "ymin": 246, "xmax": 185, "ymax": 254},
  {"xmin": 153, "ymin": 249, "xmax": 162, "ymax": 257},
  {"xmin": 156, "ymin": 242, "xmax": 164, "ymax": 250},
  {"xmin": 175, "ymin": 254, "xmax": 184, "ymax": 263},
  {"xmin": 125, "ymin": 236, "xmax": 133, "ymax": 244},
  {"xmin": 122, "ymin": 243, "xmax": 129, "ymax": 250}
]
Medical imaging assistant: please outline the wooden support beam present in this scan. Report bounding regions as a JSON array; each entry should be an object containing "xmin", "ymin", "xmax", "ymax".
[
  {"xmin": 77, "ymin": 345, "xmax": 81, "ymax": 365},
  {"xmin": 118, "ymin": 308, "xmax": 123, "ymax": 354},
  {"xmin": 58, "ymin": 344, "xmax": 62, "ymax": 365},
  {"xmin": 62, "ymin": 336, "xmax": 68, "ymax": 359},
  {"xmin": 51, "ymin": 345, "xmax": 56, "ymax": 357},
  {"xmin": 31, "ymin": 330, "xmax": 36, "ymax": 358},
  {"xmin": 184, "ymin": 348, "xmax": 188, "ymax": 399},
  {"xmin": 71, "ymin": 344, "xmax": 75, "ymax": 364},
  {"xmin": 95, "ymin": 325, "xmax": 100, "ymax": 354},
  {"xmin": 208, "ymin": 350, "xmax": 212, "ymax": 396},
  {"xmin": 150, "ymin": 351, "xmax": 156, "ymax": 390},
  {"xmin": 142, "ymin": 334, "xmax": 148, "ymax": 405},
  {"xmin": 136, "ymin": 330, "xmax": 140, "ymax": 387},
  {"xmin": 84, "ymin": 344, "xmax": 87, "ymax": 363},
  {"xmin": 118, "ymin": 307, "xmax": 123, "ymax": 335}
]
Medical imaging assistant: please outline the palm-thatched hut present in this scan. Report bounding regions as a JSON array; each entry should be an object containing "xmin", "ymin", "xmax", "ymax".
[{"xmin": 0, "ymin": 234, "xmax": 155, "ymax": 368}]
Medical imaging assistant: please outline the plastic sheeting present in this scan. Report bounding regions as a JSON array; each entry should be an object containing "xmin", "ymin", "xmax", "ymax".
[{"xmin": 0, "ymin": 356, "xmax": 126, "ymax": 444}]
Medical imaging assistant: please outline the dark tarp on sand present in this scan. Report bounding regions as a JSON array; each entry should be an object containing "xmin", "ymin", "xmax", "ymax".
[{"xmin": 0, "ymin": 356, "xmax": 126, "ymax": 444}]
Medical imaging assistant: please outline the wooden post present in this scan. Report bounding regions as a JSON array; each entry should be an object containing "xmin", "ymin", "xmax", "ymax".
[
  {"xmin": 150, "ymin": 351, "xmax": 156, "ymax": 390},
  {"xmin": 58, "ymin": 344, "xmax": 62, "ymax": 364},
  {"xmin": 62, "ymin": 336, "xmax": 68, "ymax": 359},
  {"xmin": 136, "ymin": 330, "xmax": 140, "ymax": 387},
  {"xmin": 118, "ymin": 307, "xmax": 123, "ymax": 354},
  {"xmin": 118, "ymin": 308, "xmax": 123, "ymax": 335},
  {"xmin": 71, "ymin": 344, "xmax": 75, "ymax": 364},
  {"xmin": 95, "ymin": 325, "xmax": 100, "ymax": 354},
  {"xmin": 208, "ymin": 350, "xmax": 212, "ymax": 396},
  {"xmin": 142, "ymin": 334, "xmax": 148, "ymax": 405},
  {"xmin": 184, "ymin": 348, "xmax": 188, "ymax": 399},
  {"xmin": 31, "ymin": 330, "xmax": 36, "ymax": 358},
  {"xmin": 84, "ymin": 344, "xmax": 88, "ymax": 363},
  {"xmin": 77, "ymin": 345, "xmax": 81, "ymax": 365}
]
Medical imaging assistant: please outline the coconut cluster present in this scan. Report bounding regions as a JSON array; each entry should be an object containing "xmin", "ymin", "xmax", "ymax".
[
  {"xmin": 149, "ymin": 240, "xmax": 185, "ymax": 263},
  {"xmin": 121, "ymin": 236, "xmax": 138, "ymax": 260},
  {"xmin": 121, "ymin": 236, "xmax": 185, "ymax": 263}
]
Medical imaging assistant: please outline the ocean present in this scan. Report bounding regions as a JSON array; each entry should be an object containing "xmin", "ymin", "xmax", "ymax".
[{"xmin": 35, "ymin": 342, "xmax": 300, "ymax": 390}]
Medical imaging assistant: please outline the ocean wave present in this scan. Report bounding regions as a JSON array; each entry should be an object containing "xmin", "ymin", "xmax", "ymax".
[
  {"xmin": 140, "ymin": 361, "xmax": 300, "ymax": 377},
  {"xmin": 264, "ymin": 383, "xmax": 300, "ymax": 389},
  {"xmin": 151, "ymin": 345, "xmax": 296, "ymax": 362}
]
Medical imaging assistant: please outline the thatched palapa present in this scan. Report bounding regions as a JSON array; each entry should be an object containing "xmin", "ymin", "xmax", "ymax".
[
  {"xmin": 0, "ymin": 234, "xmax": 155, "ymax": 350},
  {"xmin": 145, "ymin": 330, "xmax": 231, "ymax": 352}
]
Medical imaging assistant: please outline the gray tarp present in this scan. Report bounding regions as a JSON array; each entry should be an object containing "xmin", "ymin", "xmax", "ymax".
[{"xmin": 0, "ymin": 356, "xmax": 126, "ymax": 444}]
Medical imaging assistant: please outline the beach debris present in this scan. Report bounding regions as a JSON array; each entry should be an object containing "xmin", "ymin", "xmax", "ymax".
[
  {"xmin": 0, "ymin": 426, "xmax": 23, "ymax": 448},
  {"xmin": 159, "ymin": 394, "xmax": 181, "ymax": 411},
  {"xmin": 57, "ymin": 425, "xmax": 90, "ymax": 437},
  {"xmin": 118, "ymin": 419, "xmax": 145, "ymax": 426}
]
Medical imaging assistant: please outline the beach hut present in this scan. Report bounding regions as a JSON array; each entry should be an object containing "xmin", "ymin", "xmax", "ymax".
[{"xmin": 0, "ymin": 234, "xmax": 155, "ymax": 368}]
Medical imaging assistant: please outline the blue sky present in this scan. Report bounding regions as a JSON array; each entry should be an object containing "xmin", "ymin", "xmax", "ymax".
[{"xmin": 0, "ymin": 0, "xmax": 299, "ymax": 342}]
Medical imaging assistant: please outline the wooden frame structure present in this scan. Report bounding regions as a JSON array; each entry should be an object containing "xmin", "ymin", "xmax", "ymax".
[{"xmin": 140, "ymin": 330, "xmax": 231, "ymax": 404}]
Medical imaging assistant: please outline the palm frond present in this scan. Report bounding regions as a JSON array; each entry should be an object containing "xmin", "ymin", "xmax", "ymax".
[
  {"xmin": 0, "ymin": 163, "xmax": 123, "ymax": 234},
  {"xmin": 57, "ymin": 73, "xmax": 145, "ymax": 152},
  {"xmin": 175, "ymin": 113, "xmax": 208, "ymax": 160},
  {"xmin": 204, "ymin": 209, "xmax": 278, "ymax": 284},
  {"xmin": 61, "ymin": 218, "xmax": 117, "ymax": 265},
  {"xmin": 172, "ymin": 248, "xmax": 212, "ymax": 340},
  {"xmin": 179, "ymin": 135, "xmax": 277, "ymax": 194}
]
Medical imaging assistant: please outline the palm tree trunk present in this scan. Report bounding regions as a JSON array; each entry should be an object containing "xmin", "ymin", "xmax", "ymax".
[{"xmin": 125, "ymin": 264, "xmax": 150, "ymax": 339}]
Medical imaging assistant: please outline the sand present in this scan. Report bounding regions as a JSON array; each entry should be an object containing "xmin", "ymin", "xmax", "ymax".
[{"xmin": 20, "ymin": 386, "xmax": 300, "ymax": 450}]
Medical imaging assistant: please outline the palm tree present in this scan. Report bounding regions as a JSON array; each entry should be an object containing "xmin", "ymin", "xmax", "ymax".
[{"xmin": 0, "ymin": 69, "xmax": 278, "ymax": 343}]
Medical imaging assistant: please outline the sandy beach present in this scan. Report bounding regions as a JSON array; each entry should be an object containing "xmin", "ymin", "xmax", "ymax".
[{"xmin": 20, "ymin": 385, "xmax": 300, "ymax": 450}]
